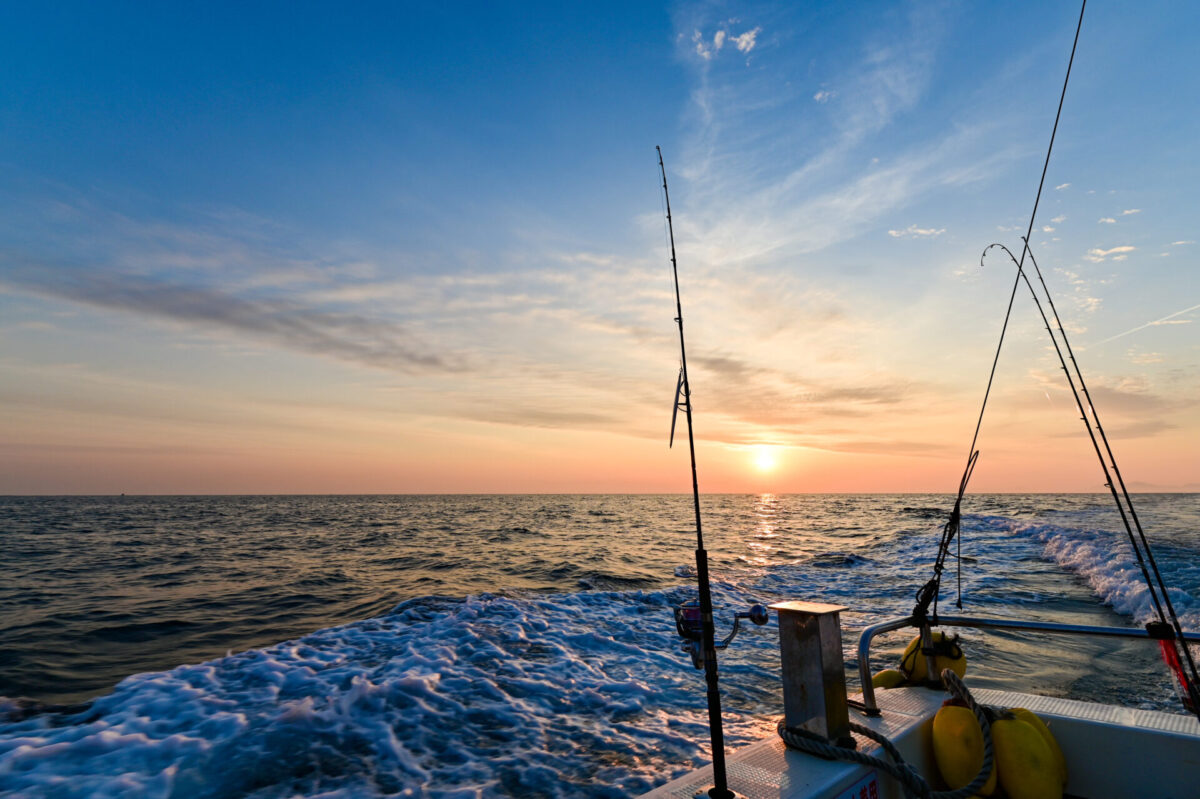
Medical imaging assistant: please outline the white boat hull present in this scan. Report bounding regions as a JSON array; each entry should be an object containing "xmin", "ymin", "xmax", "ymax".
[{"xmin": 640, "ymin": 686, "xmax": 1200, "ymax": 799}]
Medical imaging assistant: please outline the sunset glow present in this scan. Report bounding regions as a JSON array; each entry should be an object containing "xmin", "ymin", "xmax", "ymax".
[
  {"xmin": 752, "ymin": 446, "xmax": 779, "ymax": 473},
  {"xmin": 1, "ymin": 4, "xmax": 1197, "ymax": 494}
]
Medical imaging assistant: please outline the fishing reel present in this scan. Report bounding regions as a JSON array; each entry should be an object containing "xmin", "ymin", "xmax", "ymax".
[{"xmin": 674, "ymin": 600, "xmax": 769, "ymax": 669}]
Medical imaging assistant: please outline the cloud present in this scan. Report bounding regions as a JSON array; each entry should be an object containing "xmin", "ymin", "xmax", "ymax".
[
  {"xmin": 1171, "ymin": 240, "xmax": 1195, "ymax": 246},
  {"xmin": 1083, "ymin": 245, "xmax": 1134, "ymax": 262},
  {"xmin": 1080, "ymin": 379, "xmax": 1171, "ymax": 416},
  {"xmin": 1128, "ymin": 349, "xmax": 1164, "ymax": 364},
  {"xmin": 822, "ymin": 438, "xmax": 955, "ymax": 457},
  {"xmin": 692, "ymin": 353, "xmax": 769, "ymax": 381},
  {"xmin": 692, "ymin": 25, "xmax": 760, "ymax": 60},
  {"xmin": 678, "ymin": 3, "xmax": 947, "ymax": 196},
  {"xmin": 1051, "ymin": 215, "xmax": 1066, "ymax": 223},
  {"xmin": 1098, "ymin": 217, "xmax": 1115, "ymax": 224},
  {"xmin": 1042, "ymin": 225, "xmax": 1055, "ymax": 232},
  {"xmin": 692, "ymin": 360, "xmax": 933, "ymax": 444},
  {"xmin": 888, "ymin": 225, "xmax": 945, "ymax": 239},
  {"xmin": 1091, "ymin": 419, "xmax": 1175, "ymax": 440},
  {"xmin": 1055, "ymin": 183, "xmax": 1070, "ymax": 190},
  {"xmin": 4, "ymin": 268, "xmax": 460, "ymax": 374},
  {"xmin": 1121, "ymin": 208, "xmax": 1141, "ymax": 215},
  {"xmin": 450, "ymin": 405, "xmax": 622, "ymax": 430},
  {"xmin": 813, "ymin": 90, "xmax": 836, "ymax": 103},
  {"xmin": 733, "ymin": 28, "xmax": 761, "ymax": 53}
]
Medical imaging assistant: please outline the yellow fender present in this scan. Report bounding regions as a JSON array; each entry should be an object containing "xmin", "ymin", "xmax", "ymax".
[
  {"xmin": 899, "ymin": 631, "xmax": 966, "ymax": 683},
  {"xmin": 931, "ymin": 704, "xmax": 997, "ymax": 795},
  {"xmin": 1010, "ymin": 708, "xmax": 1067, "ymax": 786},
  {"xmin": 871, "ymin": 668, "xmax": 906, "ymax": 689},
  {"xmin": 992, "ymin": 717, "xmax": 1062, "ymax": 799}
]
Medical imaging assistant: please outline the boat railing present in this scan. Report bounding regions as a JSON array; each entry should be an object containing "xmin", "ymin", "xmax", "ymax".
[{"xmin": 856, "ymin": 614, "xmax": 1200, "ymax": 712}]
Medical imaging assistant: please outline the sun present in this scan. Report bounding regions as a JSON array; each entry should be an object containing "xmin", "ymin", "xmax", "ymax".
[{"xmin": 751, "ymin": 445, "xmax": 778, "ymax": 472}]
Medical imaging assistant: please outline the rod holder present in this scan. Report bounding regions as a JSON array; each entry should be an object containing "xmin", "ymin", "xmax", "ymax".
[{"xmin": 769, "ymin": 601, "xmax": 853, "ymax": 748}]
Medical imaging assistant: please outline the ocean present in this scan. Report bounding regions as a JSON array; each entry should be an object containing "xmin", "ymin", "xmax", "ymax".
[{"xmin": 1, "ymin": 493, "xmax": 1198, "ymax": 798}]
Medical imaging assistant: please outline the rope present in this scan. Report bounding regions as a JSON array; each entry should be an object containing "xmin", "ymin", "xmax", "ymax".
[{"xmin": 777, "ymin": 670, "xmax": 993, "ymax": 799}]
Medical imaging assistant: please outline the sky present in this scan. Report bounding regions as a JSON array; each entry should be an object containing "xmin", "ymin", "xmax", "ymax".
[{"xmin": 1, "ymin": 1, "xmax": 1197, "ymax": 494}]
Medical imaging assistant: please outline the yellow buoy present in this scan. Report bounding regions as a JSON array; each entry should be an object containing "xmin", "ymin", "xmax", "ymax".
[
  {"xmin": 899, "ymin": 631, "xmax": 966, "ymax": 683},
  {"xmin": 1010, "ymin": 707, "xmax": 1067, "ymax": 786},
  {"xmin": 871, "ymin": 668, "xmax": 906, "ymax": 689},
  {"xmin": 992, "ymin": 717, "xmax": 1062, "ymax": 799},
  {"xmin": 931, "ymin": 704, "xmax": 997, "ymax": 795}
]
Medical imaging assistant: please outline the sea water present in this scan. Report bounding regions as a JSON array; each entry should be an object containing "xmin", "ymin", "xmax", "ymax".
[{"xmin": 1, "ymin": 494, "xmax": 1197, "ymax": 797}]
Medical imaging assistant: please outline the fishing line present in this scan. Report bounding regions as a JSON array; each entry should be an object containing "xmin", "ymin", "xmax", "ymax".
[
  {"xmin": 986, "ymin": 239, "xmax": 1200, "ymax": 716},
  {"xmin": 919, "ymin": 0, "xmax": 1087, "ymax": 620}
]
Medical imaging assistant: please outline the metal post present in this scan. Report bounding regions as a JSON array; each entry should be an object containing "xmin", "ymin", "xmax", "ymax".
[{"xmin": 770, "ymin": 601, "xmax": 853, "ymax": 748}]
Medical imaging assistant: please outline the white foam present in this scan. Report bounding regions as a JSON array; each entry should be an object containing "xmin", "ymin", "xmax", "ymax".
[
  {"xmin": 0, "ymin": 590, "xmax": 774, "ymax": 798},
  {"xmin": 1000, "ymin": 518, "xmax": 1200, "ymax": 629}
]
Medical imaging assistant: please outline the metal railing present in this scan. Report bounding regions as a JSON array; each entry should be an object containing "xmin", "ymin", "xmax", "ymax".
[{"xmin": 856, "ymin": 614, "xmax": 1200, "ymax": 711}]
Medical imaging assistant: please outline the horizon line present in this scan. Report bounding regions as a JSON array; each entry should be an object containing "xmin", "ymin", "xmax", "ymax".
[{"xmin": 4, "ymin": 490, "xmax": 1198, "ymax": 498}]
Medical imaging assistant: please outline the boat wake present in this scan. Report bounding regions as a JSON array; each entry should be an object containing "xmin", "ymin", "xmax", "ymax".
[
  {"xmin": 983, "ymin": 515, "xmax": 1200, "ymax": 630},
  {"xmin": 2, "ymin": 496, "xmax": 1196, "ymax": 797},
  {"xmin": 0, "ymin": 590, "xmax": 778, "ymax": 799}
]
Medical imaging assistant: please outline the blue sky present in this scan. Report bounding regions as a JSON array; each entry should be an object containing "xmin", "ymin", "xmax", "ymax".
[{"xmin": 2, "ymin": 2, "xmax": 1197, "ymax": 493}]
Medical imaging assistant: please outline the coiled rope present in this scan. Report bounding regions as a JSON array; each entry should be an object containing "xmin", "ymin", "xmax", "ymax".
[{"xmin": 777, "ymin": 670, "xmax": 993, "ymax": 799}]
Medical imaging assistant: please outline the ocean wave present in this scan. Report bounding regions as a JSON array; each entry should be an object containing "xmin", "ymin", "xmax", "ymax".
[
  {"xmin": 988, "ymin": 516, "xmax": 1200, "ymax": 629},
  {"xmin": 0, "ymin": 590, "xmax": 777, "ymax": 798},
  {"xmin": 4, "ymin": 495, "xmax": 1197, "ymax": 797}
]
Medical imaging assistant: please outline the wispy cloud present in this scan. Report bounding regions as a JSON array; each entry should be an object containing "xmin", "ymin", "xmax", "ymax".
[
  {"xmin": 1098, "ymin": 217, "xmax": 1115, "ymax": 224},
  {"xmin": 1051, "ymin": 215, "xmax": 1066, "ymax": 223},
  {"xmin": 813, "ymin": 90, "xmax": 836, "ymax": 103},
  {"xmin": 1084, "ymin": 245, "xmax": 1134, "ymax": 262},
  {"xmin": 1121, "ymin": 208, "xmax": 1141, "ymax": 215},
  {"xmin": 3, "ymin": 267, "xmax": 461, "ymax": 373},
  {"xmin": 888, "ymin": 225, "xmax": 945, "ymax": 239},
  {"xmin": 1171, "ymin": 240, "xmax": 1195, "ymax": 246},
  {"xmin": 692, "ymin": 24, "xmax": 761, "ymax": 61},
  {"xmin": 733, "ymin": 28, "xmax": 761, "ymax": 53},
  {"xmin": 1128, "ymin": 349, "xmax": 1164, "ymax": 364},
  {"xmin": 692, "ymin": 30, "xmax": 716, "ymax": 60},
  {"xmin": 1055, "ymin": 182, "xmax": 1070, "ymax": 190}
]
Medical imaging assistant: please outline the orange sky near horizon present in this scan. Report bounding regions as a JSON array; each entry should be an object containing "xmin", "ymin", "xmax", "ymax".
[{"xmin": 2, "ymin": 4, "xmax": 1198, "ymax": 496}]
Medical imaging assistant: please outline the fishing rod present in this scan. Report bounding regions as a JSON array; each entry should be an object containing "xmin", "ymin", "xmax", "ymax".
[
  {"xmin": 916, "ymin": 0, "xmax": 1086, "ymax": 623},
  {"xmin": 657, "ymin": 143, "xmax": 729, "ymax": 798},
  {"xmin": 657, "ymin": 146, "xmax": 765, "ymax": 799},
  {"xmin": 982, "ymin": 240, "xmax": 1200, "ymax": 717}
]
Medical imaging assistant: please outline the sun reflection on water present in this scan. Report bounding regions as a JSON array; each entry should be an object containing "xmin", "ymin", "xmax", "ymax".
[{"xmin": 745, "ymin": 493, "xmax": 780, "ymax": 565}]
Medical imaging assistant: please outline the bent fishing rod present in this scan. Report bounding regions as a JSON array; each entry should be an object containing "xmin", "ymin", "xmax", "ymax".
[{"xmin": 982, "ymin": 240, "xmax": 1200, "ymax": 717}]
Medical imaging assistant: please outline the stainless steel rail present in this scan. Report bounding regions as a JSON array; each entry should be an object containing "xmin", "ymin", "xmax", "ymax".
[{"xmin": 856, "ymin": 615, "xmax": 1200, "ymax": 711}]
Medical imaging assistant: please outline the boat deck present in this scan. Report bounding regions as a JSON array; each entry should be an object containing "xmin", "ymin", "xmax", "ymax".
[{"xmin": 640, "ymin": 687, "xmax": 1200, "ymax": 799}]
